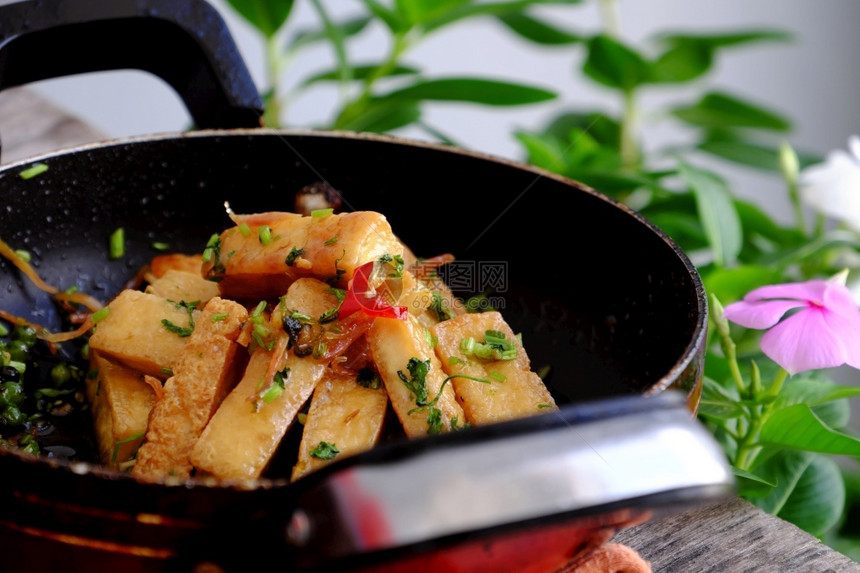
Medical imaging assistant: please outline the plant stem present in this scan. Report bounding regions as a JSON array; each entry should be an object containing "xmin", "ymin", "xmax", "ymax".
[
  {"xmin": 734, "ymin": 368, "xmax": 789, "ymax": 470},
  {"xmin": 333, "ymin": 31, "xmax": 411, "ymax": 129},
  {"xmin": 620, "ymin": 88, "xmax": 640, "ymax": 169},
  {"xmin": 786, "ymin": 176, "xmax": 808, "ymax": 237},
  {"xmin": 263, "ymin": 36, "xmax": 284, "ymax": 127},
  {"xmin": 599, "ymin": 0, "xmax": 621, "ymax": 38},
  {"xmin": 310, "ymin": 0, "xmax": 352, "ymax": 102}
]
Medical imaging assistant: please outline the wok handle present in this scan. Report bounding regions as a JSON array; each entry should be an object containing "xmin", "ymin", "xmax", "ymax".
[{"xmin": 0, "ymin": 0, "xmax": 262, "ymax": 131}]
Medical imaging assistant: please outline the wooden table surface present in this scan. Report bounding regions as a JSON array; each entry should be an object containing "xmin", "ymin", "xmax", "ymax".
[{"xmin": 1, "ymin": 86, "xmax": 858, "ymax": 572}]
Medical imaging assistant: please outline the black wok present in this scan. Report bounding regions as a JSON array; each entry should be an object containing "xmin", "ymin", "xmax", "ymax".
[{"xmin": 0, "ymin": 1, "xmax": 730, "ymax": 571}]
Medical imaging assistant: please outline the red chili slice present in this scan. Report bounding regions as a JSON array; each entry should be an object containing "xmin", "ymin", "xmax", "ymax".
[{"xmin": 338, "ymin": 261, "xmax": 407, "ymax": 320}]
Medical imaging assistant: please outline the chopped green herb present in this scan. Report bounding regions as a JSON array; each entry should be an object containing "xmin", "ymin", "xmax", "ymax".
[
  {"xmin": 290, "ymin": 311, "xmax": 312, "ymax": 323},
  {"xmin": 111, "ymin": 432, "xmax": 146, "ymax": 463},
  {"xmin": 210, "ymin": 313, "xmax": 229, "ymax": 322},
  {"xmin": 428, "ymin": 292, "xmax": 455, "ymax": 322},
  {"xmin": 259, "ymin": 368, "xmax": 290, "ymax": 404},
  {"xmin": 460, "ymin": 330, "xmax": 517, "ymax": 361},
  {"xmin": 87, "ymin": 369, "xmax": 99, "ymax": 380},
  {"xmin": 109, "ymin": 228, "xmax": 125, "ymax": 259},
  {"xmin": 14, "ymin": 249, "xmax": 31, "ymax": 263},
  {"xmin": 451, "ymin": 416, "xmax": 471, "ymax": 431},
  {"xmin": 324, "ymin": 235, "xmax": 339, "ymax": 246},
  {"xmin": 285, "ymin": 246, "xmax": 306, "ymax": 266},
  {"xmin": 426, "ymin": 408, "xmax": 443, "ymax": 434},
  {"xmin": 312, "ymin": 340, "xmax": 328, "ymax": 359},
  {"xmin": 251, "ymin": 300, "xmax": 268, "ymax": 319},
  {"xmin": 202, "ymin": 234, "xmax": 225, "ymax": 281},
  {"xmin": 151, "ymin": 241, "xmax": 169, "ymax": 251},
  {"xmin": 91, "ymin": 307, "xmax": 110, "ymax": 324},
  {"xmin": 160, "ymin": 368, "xmax": 174, "ymax": 376},
  {"xmin": 378, "ymin": 253, "xmax": 405, "ymax": 278},
  {"xmin": 161, "ymin": 319, "xmax": 193, "ymax": 337},
  {"xmin": 357, "ymin": 367, "xmax": 381, "ymax": 389},
  {"xmin": 311, "ymin": 208, "xmax": 334, "ymax": 219},
  {"xmin": 397, "ymin": 357, "xmax": 431, "ymax": 406},
  {"xmin": 537, "ymin": 403, "xmax": 553, "ymax": 409},
  {"xmin": 238, "ymin": 222, "xmax": 251, "ymax": 237},
  {"xmin": 259, "ymin": 225, "xmax": 273, "ymax": 245},
  {"xmin": 329, "ymin": 287, "xmax": 346, "ymax": 302},
  {"xmin": 19, "ymin": 163, "xmax": 48, "ymax": 180},
  {"xmin": 490, "ymin": 371, "xmax": 507, "ymax": 382},
  {"xmin": 298, "ymin": 412, "xmax": 308, "ymax": 425},
  {"xmin": 536, "ymin": 365, "xmax": 551, "ymax": 380},
  {"xmin": 319, "ymin": 307, "xmax": 340, "ymax": 324},
  {"xmin": 310, "ymin": 441, "xmax": 340, "ymax": 459},
  {"xmin": 325, "ymin": 249, "xmax": 347, "ymax": 285}
]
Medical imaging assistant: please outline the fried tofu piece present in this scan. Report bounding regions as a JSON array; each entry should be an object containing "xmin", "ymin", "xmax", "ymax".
[
  {"xmin": 145, "ymin": 269, "xmax": 220, "ymax": 307},
  {"xmin": 88, "ymin": 289, "xmax": 200, "ymax": 378},
  {"xmin": 369, "ymin": 315, "xmax": 465, "ymax": 437},
  {"xmin": 132, "ymin": 297, "xmax": 247, "ymax": 481},
  {"xmin": 291, "ymin": 372, "xmax": 388, "ymax": 481},
  {"xmin": 431, "ymin": 312, "xmax": 557, "ymax": 425},
  {"xmin": 149, "ymin": 253, "xmax": 204, "ymax": 279},
  {"xmin": 190, "ymin": 278, "xmax": 336, "ymax": 481},
  {"xmin": 202, "ymin": 211, "xmax": 403, "ymax": 298},
  {"xmin": 86, "ymin": 353, "xmax": 157, "ymax": 470}
]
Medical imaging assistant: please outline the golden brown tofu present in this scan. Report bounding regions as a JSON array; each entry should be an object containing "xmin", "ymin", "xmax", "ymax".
[
  {"xmin": 86, "ymin": 353, "xmax": 157, "ymax": 470},
  {"xmin": 189, "ymin": 278, "xmax": 337, "ymax": 481},
  {"xmin": 202, "ymin": 211, "xmax": 403, "ymax": 298},
  {"xmin": 149, "ymin": 253, "xmax": 204, "ymax": 279},
  {"xmin": 291, "ymin": 372, "xmax": 388, "ymax": 481},
  {"xmin": 88, "ymin": 289, "xmax": 200, "ymax": 378},
  {"xmin": 132, "ymin": 297, "xmax": 247, "ymax": 481},
  {"xmin": 369, "ymin": 315, "xmax": 465, "ymax": 437},
  {"xmin": 145, "ymin": 269, "xmax": 220, "ymax": 307},
  {"xmin": 431, "ymin": 312, "xmax": 557, "ymax": 425}
]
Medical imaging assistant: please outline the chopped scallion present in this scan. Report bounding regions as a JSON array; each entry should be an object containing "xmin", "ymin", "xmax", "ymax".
[
  {"xmin": 91, "ymin": 307, "xmax": 110, "ymax": 324},
  {"xmin": 259, "ymin": 225, "xmax": 273, "ymax": 246},
  {"xmin": 311, "ymin": 208, "xmax": 333, "ymax": 219},
  {"xmin": 238, "ymin": 222, "xmax": 251, "ymax": 237},
  {"xmin": 19, "ymin": 163, "xmax": 48, "ymax": 180},
  {"xmin": 109, "ymin": 228, "xmax": 125, "ymax": 259}
]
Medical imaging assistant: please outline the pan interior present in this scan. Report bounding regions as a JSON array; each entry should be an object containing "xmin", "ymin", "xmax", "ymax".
[{"xmin": 0, "ymin": 131, "xmax": 703, "ymax": 467}]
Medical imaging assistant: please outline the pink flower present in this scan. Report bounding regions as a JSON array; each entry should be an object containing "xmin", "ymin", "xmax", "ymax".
[{"xmin": 723, "ymin": 279, "xmax": 860, "ymax": 375}]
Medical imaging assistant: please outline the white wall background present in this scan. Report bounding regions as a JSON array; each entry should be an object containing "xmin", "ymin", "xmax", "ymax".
[{"xmin": 25, "ymin": 0, "xmax": 860, "ymax": 223}]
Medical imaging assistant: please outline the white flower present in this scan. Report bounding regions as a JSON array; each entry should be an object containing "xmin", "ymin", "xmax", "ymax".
[{"xmin": 800, "ymin": 136, "xmax": 860, "ymax": 232}]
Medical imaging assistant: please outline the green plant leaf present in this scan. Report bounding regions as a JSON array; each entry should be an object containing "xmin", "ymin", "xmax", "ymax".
[
  {"xmin": 225, "ymin": 0, "xmax": 294, "ymax": 39},
  {"xmin": 699, "ymin": 377, "xmax": 744, "ymax": 420},
  {"xmin": 760, "ymin": 403, "xmax": 860, "ymax": 456},
  {"xmin": 649, "ymin": 43, "xmax": 712, "ymax": 83},
  {"xmin": 497, "ymin": 13, "xmax": 581, "ymax": 45},
  {"xmin": 776, "ymin": 455, "xmax": 845, "ymax": 536},
  {"xmin": 734, "ymin": 467, "xmax": 776, "ymax": 497},
  {"xmin": 678, "ymin": 161, "xmax": 742, "ymax": 267},
  {"xmin": 703, "ymin": 265, "xmax": 784, "ymax": 305},
  {"xmin": 697, "ymin": 138, "xmax": 822, "ymax": 172},
  {"xmin": 422, "ymin": 0, "xmax": 584, "ymax": 34},
  {"xmin": 658, "ymin": 30, "xmax": 793, "ymax": 50},
  {"xmin": 750, "ymin": 450, "xmax": 843, "ymax": 536},
  {"xmin": 395, "ymin": 0, "xmax": 471, "ymax": 24},
  {"xmin": 361, "ymin": 0, "xmax": 407, "ymax": 33},
  {"xmin": 515, "ymin": 131, "xmax": 565, "ymax": 171},
  {"xmin": 381, "ymin": 77, "xmax": 556, "ymax": 106},
  {"xmin": 336, "ymin": 101, "xmax": 422, "ymax": 133},
  {"xmin": 672, "ymin": 92, "xmax": 791, "ymax": 131},
  {"xmin": 542, "ymin": 111, "xmax": 621, "ymax": 148},
  {"xmin": 290, "ymin": 16, "xmax": 373, "ymax": 51},
  {"xmin": 583, "ymin": 34, "xmax": 651, "ymax": 91},
  {"xmin": 303, "ymin": 63, "xmax": 420, "ymax": 86},
  {"xmin": 776, "ymin": 379, "xmax": 860, "ymax": 410},
  {"xmin": 812, "ymin": 400, "xmax": 851, "ymax": 431}
]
